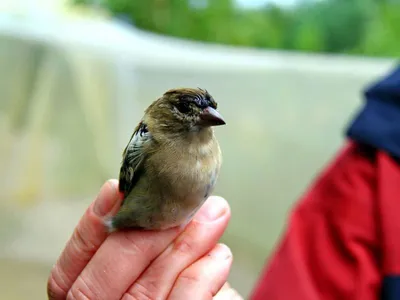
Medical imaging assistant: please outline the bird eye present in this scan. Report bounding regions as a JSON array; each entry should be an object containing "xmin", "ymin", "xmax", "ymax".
[{"xmin": 176, "ymin": 102, "xmax": 191, "ymax": 114}]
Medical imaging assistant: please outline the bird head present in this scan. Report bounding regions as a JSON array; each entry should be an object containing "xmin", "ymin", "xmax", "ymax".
[{"xmin": 145, "ymin": 88, "xmax": 226, "ymax": 135}]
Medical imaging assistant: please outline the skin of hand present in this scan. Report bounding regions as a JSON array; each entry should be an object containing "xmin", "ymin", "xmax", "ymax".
[
  {"xmin": 214, "ymin": 283, "xmax": 244, "ymax": 300},
  {"xmin": 47, "ymin": 180, "xmax": 243, "ymax": 300},
  {"xmin": 108, "ymin": 87, "xmax": 226, "ymax": 231}
]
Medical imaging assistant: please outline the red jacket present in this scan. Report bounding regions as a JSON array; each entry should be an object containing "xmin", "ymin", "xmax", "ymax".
[
  {"xmin": 250, "ymin": 65, "xmax": 400, "ymax": 300},
  {"xmin": 250, "ymin": 142, "xmax": 400, "ymax": 300}
]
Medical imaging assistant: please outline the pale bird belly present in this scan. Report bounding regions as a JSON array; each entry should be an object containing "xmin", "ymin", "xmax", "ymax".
[
  {"xmin": 154, "ymin": 149, "xmax": 220, "ymax": 229},
  {"xmin": 158, "ymin": 170, "xmax": 217, "ymax": 229},
  {"xmin": 158, "ymin": 193, "xmax": 207, "ymax": 229}
]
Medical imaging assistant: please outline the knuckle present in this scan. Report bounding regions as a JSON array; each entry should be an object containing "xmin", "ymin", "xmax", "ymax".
[
  {"xmin": 67, "ymin": 276, "xmax": 97, "ymax": 300},
  {"xmin": 47, "ymin": 270, "xmax": 68, "ymax": 300},
  {"xmin": 66, "ymin": 287, "xmax": 91, "ymax": 300},
  {"xmin": 170, "ymin": 222, "xmax": 208, "ymax": 257},
  {"xmin": 172, "ymin": 234, "xmax": 198, "ymax": 255},
  {"xmin": 171, "ymin": 220, "xmax": 208, "ymax": 252},
  {"xmin": 72, "ymin": 224, "xmax": 97, "ymax": 256},
  {"xmin": 177, "ymin": 269, "xmax": 202, "ymax": 287},
  {"xmin": 124, "ymin": 282, "xmax": 157, "ymax": 300}
]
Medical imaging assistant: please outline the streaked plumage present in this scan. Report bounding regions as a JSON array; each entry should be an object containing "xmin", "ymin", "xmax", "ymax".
[{"xmin": 105, "ymin": 88, "xmax": 225, "ymax": 231}]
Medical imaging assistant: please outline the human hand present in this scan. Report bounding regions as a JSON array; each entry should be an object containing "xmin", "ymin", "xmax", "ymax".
[
  {"xmin": 47, "ymin": 179, "xmax": 237, "ymax": 299},
  {"xmin": 214, "ymin": 283, "xmax": 243, "ymax": 300}
]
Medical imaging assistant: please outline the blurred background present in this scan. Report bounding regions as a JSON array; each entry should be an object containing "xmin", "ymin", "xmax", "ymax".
[{"xmin": 0, "ymin": 0, "xmax": 398, "ymax": 299}]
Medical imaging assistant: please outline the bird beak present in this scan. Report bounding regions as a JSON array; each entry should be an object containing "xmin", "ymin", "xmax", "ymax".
[{"xmin": 198, "ymin": 107, "xmax": 226, "ymax": 126}]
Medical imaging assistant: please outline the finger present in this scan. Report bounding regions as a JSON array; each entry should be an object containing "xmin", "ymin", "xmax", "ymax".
[
  {"xmin": 47, "ymin": 179, "xmax": 122, "ymax": 300},
  {"xmin": 126, "ymin": 196, "xmax": 230, "ymax": 300},
  {"xmin": 68, "ymin": 227, "xmax": 182, "ymax": 300},
  {"xmin": 214, "ymin": 283, "xmax": 244, "ymax": 300},
  {"xmin": 219, "ymin": 282, "xmax": 232, "ymax": 292},
  {"xmin": 168, "ymin": 243, "xmax": 233, "ymax": 300},
  {"xmin": 68, "ymin": 196, "xmax": 229, "ymax": 300}
]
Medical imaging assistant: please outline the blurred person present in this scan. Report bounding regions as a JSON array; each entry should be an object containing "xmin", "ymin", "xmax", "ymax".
[
  {"xmin": 250, "ymin": 65, "xmax": 400, "ymax": 300},
  {"xmin": 47, "ymin": 180, "xmax": 242, "ymax": 299}
]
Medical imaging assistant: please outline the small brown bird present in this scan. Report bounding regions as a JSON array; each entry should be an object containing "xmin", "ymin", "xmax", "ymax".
[{"xmin": 105, "ymin": 88, "xmax": 225, "ymax": 231}]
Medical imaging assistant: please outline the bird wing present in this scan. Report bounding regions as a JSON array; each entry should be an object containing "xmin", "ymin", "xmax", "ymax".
[{"xmin": 119, "ymin": 121, "xmax": 151, "ymax": 200}]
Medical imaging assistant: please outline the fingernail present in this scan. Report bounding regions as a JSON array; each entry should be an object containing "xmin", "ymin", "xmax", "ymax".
[
  {"xmin": 93, "ymin": 179, "xmax": 118, "ymax": 217},
  {"xmin": 209, "ymin": 243, "xmax": 232, "ymax": 260},
  {"xmin": 195, "ymin": 196, "xmax": 227, "ymax": 222}
]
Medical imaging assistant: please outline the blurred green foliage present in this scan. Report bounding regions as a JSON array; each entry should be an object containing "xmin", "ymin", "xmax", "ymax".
[{"xmin": 74, "ymin": 0, "xmax": 399, "ymax": 57}]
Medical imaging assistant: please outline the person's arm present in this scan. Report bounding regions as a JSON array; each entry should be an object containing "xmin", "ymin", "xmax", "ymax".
[{"xmin": 250, "ymin": 142, "xmax": 381, "ymax": 300}]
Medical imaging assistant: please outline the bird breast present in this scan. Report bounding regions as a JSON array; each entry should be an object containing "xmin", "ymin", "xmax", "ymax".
[{"xmin": 150, "ymin": 136, "xmax": 221, "ymax": 205}]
